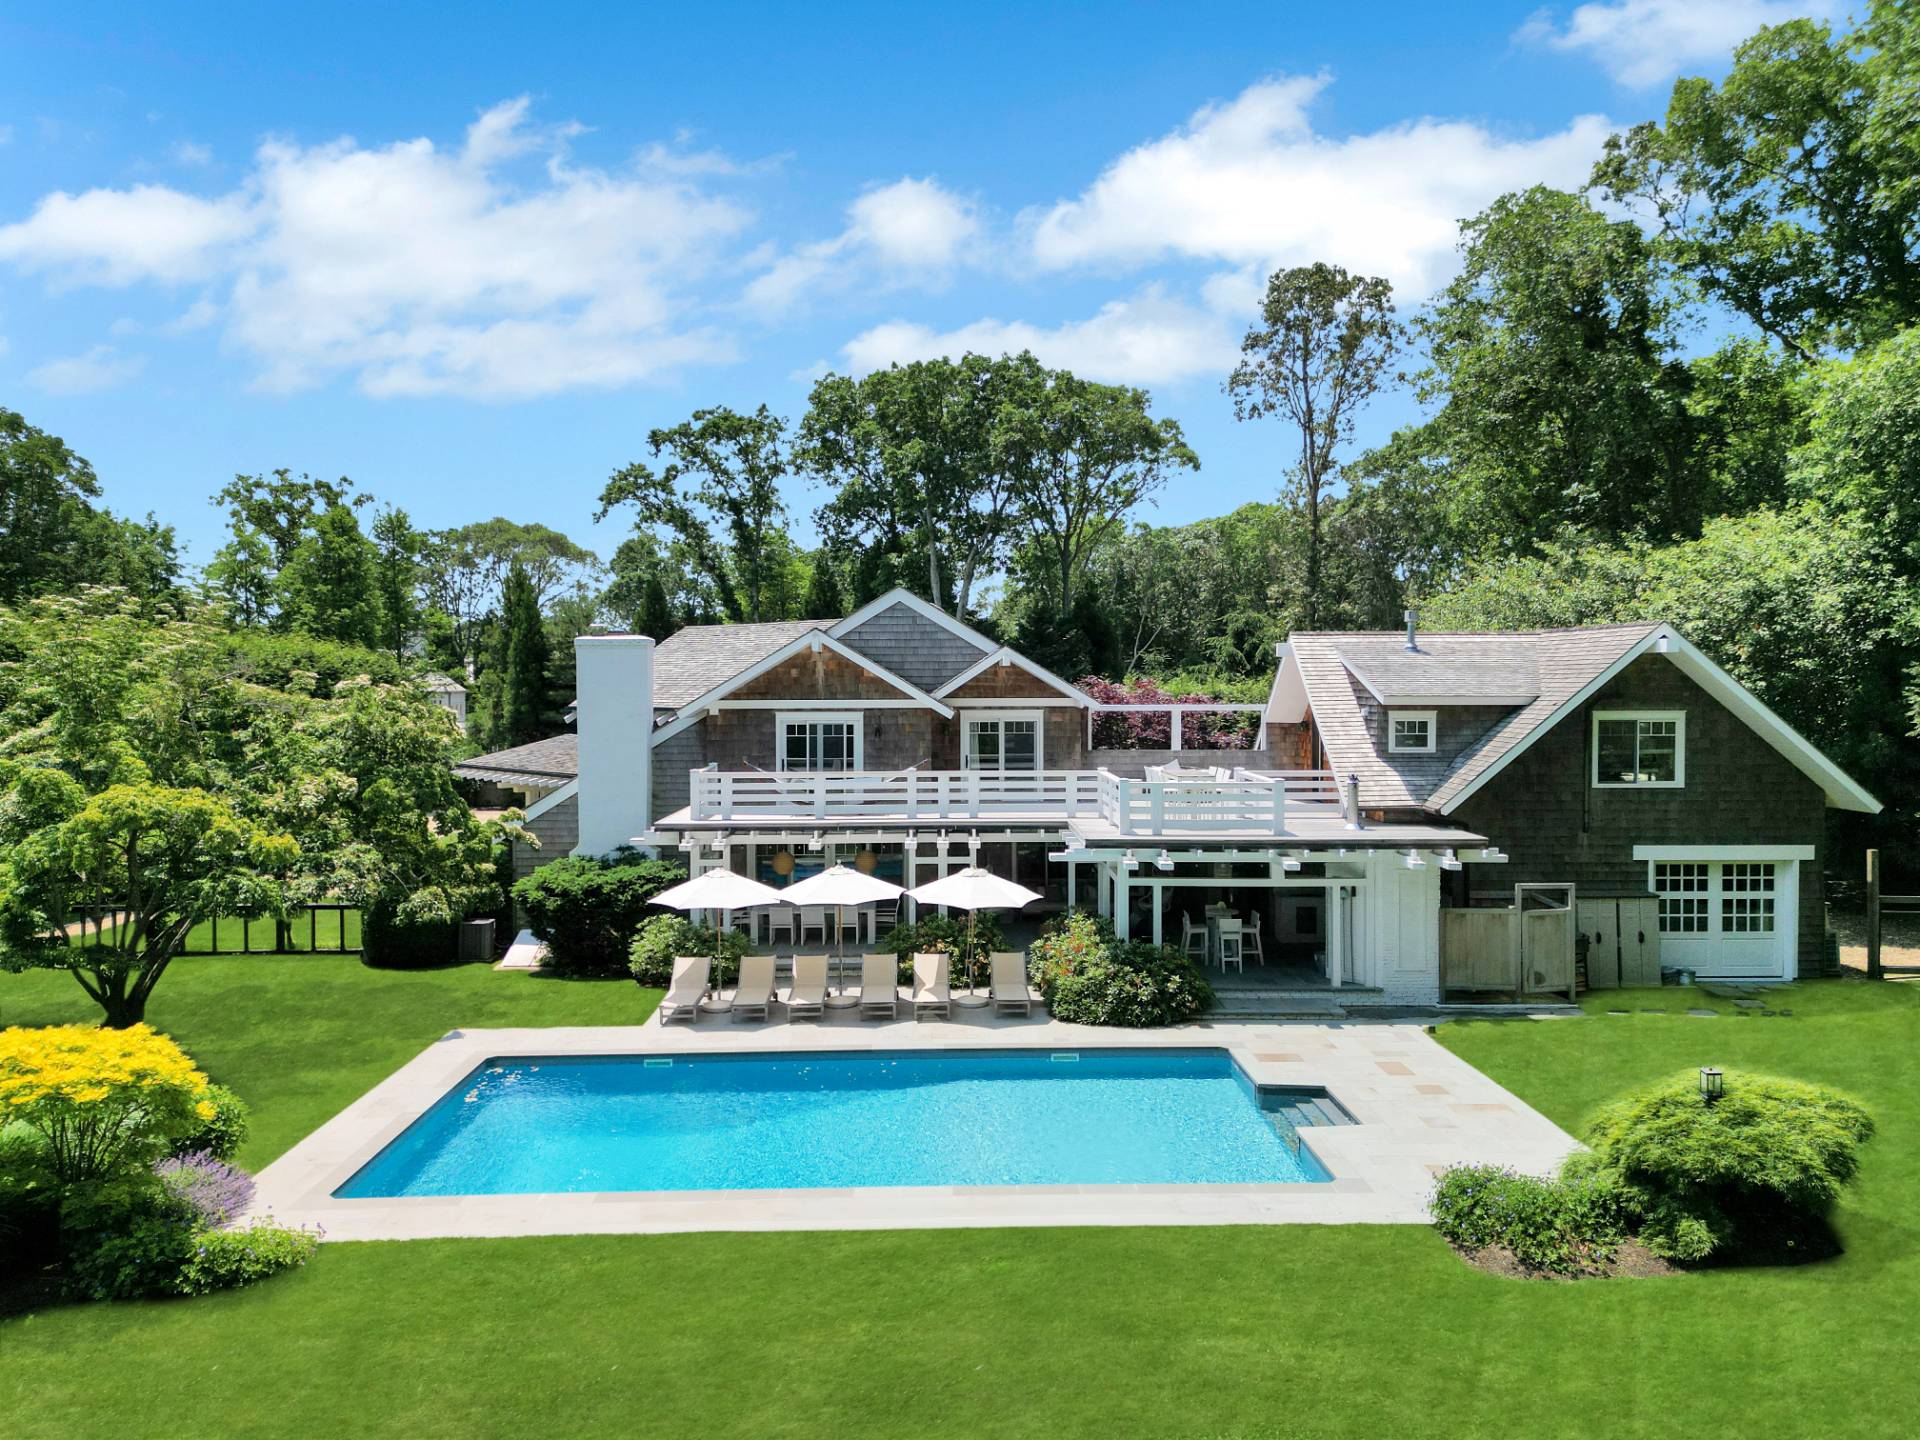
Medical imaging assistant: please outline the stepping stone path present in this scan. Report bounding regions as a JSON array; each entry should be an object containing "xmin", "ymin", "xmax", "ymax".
[{"xmin": 1687, "ymin": 1008, "xmax": 1717, "ymax": 1017}]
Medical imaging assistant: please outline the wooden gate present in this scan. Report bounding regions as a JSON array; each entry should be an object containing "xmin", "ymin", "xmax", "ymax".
[
  {"xmin": 1440, "ymin": 884, "xmax": 1578, "ymax": 1002},
  {"xmin": 1575, "ymin": 896, "xmax": 1661, "ymax": 988}
]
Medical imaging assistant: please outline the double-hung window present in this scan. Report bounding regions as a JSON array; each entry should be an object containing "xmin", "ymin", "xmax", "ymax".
[
  {"xmin": 777, "ymin": 712, "xmax": 861, "ymax": 772},
  {"xmin": 1593, "ymin": 711, "xmax": 1684, "ymax": 788},
  {"xmin": 963, "ymin": 711, "xmax": 1041, "ymax": 771}
]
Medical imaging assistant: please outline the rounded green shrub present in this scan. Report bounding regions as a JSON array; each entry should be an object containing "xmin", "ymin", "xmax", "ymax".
[
  {"xmin": 175, "ymin": 1221, "xmax": 319, "ymax": 1296},
  {"xmin": 1575, "ymin": 1068, "xmax": 1875, "ymax": 1263},
  {"xmin": 1430, "ymin": 1163, "xmax": 1627, "ymax": 1275},
  {"xmin": 361, "ymin": 896, "xmax": 457, "ymax": 968},
  {"xmin": 167, "ymin": 1082, "xmax": 250, "ymax": 1163},
  {"xmin": 514, "ymin": 851, "xmax": 687, "ymax": 976},
  {"xmin": 1028, "ymin": 914, "xmax": 1212, "ymax": 1027},
  {"xmin": 59, "ymin": 1180, "xmax": 197, "ymax": 1301},
  {"xmin": 629, "ymin": 914, "xmax": 748, "ymax": 987}
]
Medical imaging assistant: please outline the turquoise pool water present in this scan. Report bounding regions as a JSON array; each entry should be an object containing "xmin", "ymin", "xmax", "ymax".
[{"xmin": 334, "ymin": 1048, "xmax": 1332, "ymax": 1197}]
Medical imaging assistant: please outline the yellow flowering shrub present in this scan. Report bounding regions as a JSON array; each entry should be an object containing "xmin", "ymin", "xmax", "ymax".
[{"xmin": 0, "ymin": 1024, "xmax": 213, "ymax": 1182}]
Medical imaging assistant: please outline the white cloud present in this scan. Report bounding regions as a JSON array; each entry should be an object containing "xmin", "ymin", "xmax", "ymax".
[
  {"xmin": 0, "ymin": 183, "xmax": 254, "ymax": 285},
  {"xmin": 745, "ymin": 176, "xmax": 978, "ymax": 314},
  {"xmin": 0, "ymin": 98, "xmax": 752, "ymax": 400},
  {"xmin": 29, "ymin": 344, "xmax": 146, "ymax": 395},
  {"xmin": 169, "ymin": 140, "xmax": 214, "ymax": 168},
  {"xmin": 841, "ymin": 282, "xmax": 1239, "ymax": 387},
  {"xmin": 1517, "ymin": 1, "xmax": 1835, "ymax": 88},
  {"xmin": 1026, "ymin": 74, "xmax": 1609, "ymax": 299}
]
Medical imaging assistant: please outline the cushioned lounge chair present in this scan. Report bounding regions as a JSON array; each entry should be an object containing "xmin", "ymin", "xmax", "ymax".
[
  {"xmin": 731, "ymin": 953, "xmax": 776, "ymax": 1022},
  {"xmin": 786, "ymin": 953, "xmax": 829, "ymax": 1020},
  {"xmin": 989, "ymin": 951, "xmax": 1035, "ymax": 1017},
  {"xmin": 859, "ymin": 953, "xmax": 899, "ymax": 1019},
  {"xmin": 911, "ymin": 951, "xmax": 949, "ymax": 1021},
  {"xmin": 658, "ymin": 954, "xmax": 710, "ymax": 1025}
]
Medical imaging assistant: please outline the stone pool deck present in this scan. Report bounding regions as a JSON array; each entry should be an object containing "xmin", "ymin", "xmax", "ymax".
[{"xmin": 248, "ymin": 1011, "xmax": 1579, "ymax": 1242}]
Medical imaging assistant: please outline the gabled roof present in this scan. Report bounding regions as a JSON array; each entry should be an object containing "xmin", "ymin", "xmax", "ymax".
[
  {"xmin": 453, "ymin": 732, "xmax": 578, "ymax": 787},
  {"xmin": 650, "ymin": 619, "xmax": 830, "ymax": 712},
  {"xmin": 1430, "ymin": 624, "xmax": 1881, "ymax": 815},
  {"xmin": 649, "ymin": 626, "xmax": 955, "ymax": 745},
  {"xmin": 933, "ymin": 645, "xmax": 1092, "ymax": 705},
  {"xmin": 1337, "ymin": 637, "xmax": 1540, "ymax": 706},
  {"xmin": 829, "ymin": 587, "xmax": 999, "ymax": 654},
  {"xmin": 1276, "ymin": 623, "xmax": 1881, "ymax": 816}
]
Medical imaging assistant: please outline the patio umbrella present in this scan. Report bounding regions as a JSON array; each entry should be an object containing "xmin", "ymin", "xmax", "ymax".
[
  {"xmin": 906, "ymin": 867, "xmax": 1043, "ymax": 1006},
  {"xmin": 650, "ymin": 869, "xmax": 788, "ymax": 1001},
  {"xmin": 777, "ymin": 863, "xmax": 904, "ymax": 1007}
]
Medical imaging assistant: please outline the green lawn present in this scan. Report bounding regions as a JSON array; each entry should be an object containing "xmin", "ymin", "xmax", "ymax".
[{"xmin": 3, "ymin": 959, "xmax": 1915, "ymax": 1440}]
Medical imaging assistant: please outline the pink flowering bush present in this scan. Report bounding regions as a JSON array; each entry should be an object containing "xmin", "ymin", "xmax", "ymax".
[{"xmin": 1078, "ymin": 676, "xmax": 1259, "ymax": 750}]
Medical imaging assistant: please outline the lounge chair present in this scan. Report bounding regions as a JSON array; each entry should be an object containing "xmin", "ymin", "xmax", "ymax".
[
  {"xmin": 989, "ymin": 951, "xmax": 1034, "ymax": 1017},
  {"xmin": 911, "ymin": 951, "xmax": 949, "ymax": 1021},
  {"xmin": 658, "ymin": 954, "xmax": 710, "ymax": 1025},
  {"xmin": 732, "ymin": 953, "xmax": 777, "ymax": 1022},
  {"xmin": 786, "ymin": 953, "xmax": 829, "ymax": 1020},
  {"xmin": 859, "ymin": 953, "xmax": 899, "ymax": 1019}
]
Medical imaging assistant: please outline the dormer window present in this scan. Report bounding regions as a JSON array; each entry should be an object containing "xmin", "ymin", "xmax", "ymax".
[
  {"xmin": 1388, "ymin": 710, "xmax": 1435, "ymax": 754},
  {"xmin": 1593, "ymin": 711, "xmax": 1684, "ymax": 787}
]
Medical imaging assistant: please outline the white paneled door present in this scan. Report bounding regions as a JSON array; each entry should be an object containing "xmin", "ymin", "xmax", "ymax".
[{"xmin": 1646, "ymin": 855, "xmax": 1798, "ymax": 979}]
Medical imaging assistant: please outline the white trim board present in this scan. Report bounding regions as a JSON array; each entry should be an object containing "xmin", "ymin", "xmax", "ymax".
[
  {"xmin": 1633, "ymin": 844, "xmax": 1816, "ymax": 861},
  {"xmin": 932, "ymin": 645, "xmax": 1091, "ymax": 706},
  {"xmin": 649, "ymin": 627, "xmax": 954, "ymax": 746},
  {"xmin": 1437, "ymin": 625, "xmax": 1881, "ymax": 816},
  {"xmin": 521, "ymin": 779, "xmax": 577, "ymax": 822}
]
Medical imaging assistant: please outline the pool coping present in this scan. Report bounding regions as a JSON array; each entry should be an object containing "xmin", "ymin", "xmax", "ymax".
[{"xmin": 248, "ymin": 1014, "xmax": 1580, "ymax": 1241}]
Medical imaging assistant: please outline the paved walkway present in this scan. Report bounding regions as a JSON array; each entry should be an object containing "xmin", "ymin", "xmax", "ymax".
[{"xmin": 250, "ymin": 1011, "xmax": 1578, "ymax": 1242}]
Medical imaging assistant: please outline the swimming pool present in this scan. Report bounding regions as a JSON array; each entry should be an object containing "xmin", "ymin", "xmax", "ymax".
[{"xmin": 334, "ymin": 1048, "xmax": 1335, "ymax": 1197}]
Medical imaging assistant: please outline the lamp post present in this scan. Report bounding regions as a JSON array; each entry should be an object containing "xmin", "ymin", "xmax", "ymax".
[{"xmin": 1699, "ymin": 1066, "xmax": 1724, "ymax": 1104}]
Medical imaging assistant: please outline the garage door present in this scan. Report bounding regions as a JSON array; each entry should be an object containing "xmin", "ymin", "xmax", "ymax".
[{"xmin": 1650, "ymin": 860, "xmax": 1791, "ymax": 978}]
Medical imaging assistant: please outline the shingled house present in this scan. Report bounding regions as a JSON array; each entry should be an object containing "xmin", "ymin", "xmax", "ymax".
[{"xmin": 457, "ymin": 592, "xmax": 1878, "ymax": 999}]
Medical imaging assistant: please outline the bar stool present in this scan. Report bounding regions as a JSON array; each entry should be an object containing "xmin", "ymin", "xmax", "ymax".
[{"xmin": 1215, "ymin": 920, "xmax": 1245, "ymax": 976}]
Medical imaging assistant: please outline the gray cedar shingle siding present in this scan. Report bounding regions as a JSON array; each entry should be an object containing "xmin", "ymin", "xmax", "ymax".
[
  {"xmin": 838, "ymin": 601, "xmax": 988, "ymax": 691},
  {"xmin": 650, "ymin": 724, "xmax": 705, "ymax": 820},
  {"xmin": 1449, "ymin": 655, "xmax": 1827, "ymax": 968},
  {"xmin": 511, "ymin": 792, "xmax": 579, "ymax": 880}
]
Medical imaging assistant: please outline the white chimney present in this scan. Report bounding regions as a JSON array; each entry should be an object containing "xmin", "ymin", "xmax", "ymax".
[{"xmin": 572, "ymin": 634, "xmax": 654, "ymax": 856}]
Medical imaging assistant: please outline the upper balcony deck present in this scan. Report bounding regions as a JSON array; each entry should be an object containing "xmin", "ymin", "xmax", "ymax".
[{"xmin": 677, "ymin": 765, "xmax": 1346, "ymax": 837}]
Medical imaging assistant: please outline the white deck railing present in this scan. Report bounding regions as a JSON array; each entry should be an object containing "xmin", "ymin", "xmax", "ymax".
[
  {"xmin": 689, "ymin": 767, "xmax": 1106, "ymax": 822},
  {"xmin": 687, "ymin": 765, "xmax": 1343, "ymax": 834}
]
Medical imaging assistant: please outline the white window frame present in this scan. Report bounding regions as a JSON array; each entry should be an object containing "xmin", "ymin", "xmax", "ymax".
[
  {"xmin": 1592, "ymin": 709, "xmax": 1686, "ymax": 789},
  {"xmin": 1387, "ymin": 709, "xmax": 1437, "ymax": 754},
  {"xmin": 962, "ymin": 709, "xmax": 1044, "ymax": 772},
  {"xmin": 775, "ymin": 710, "xmax": 863, "ymax": 773}
]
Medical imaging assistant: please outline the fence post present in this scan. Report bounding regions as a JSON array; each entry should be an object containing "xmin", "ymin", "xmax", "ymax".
[{"xmin": 1867, "ymin": 848, "xmax": 1882, "ymax": 981}]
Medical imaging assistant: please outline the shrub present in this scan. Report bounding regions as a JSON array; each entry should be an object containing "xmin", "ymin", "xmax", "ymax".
[
  {"xmin": 361, "ymin": 893, "xmax": 458, "ymax": 968},
  {"xmin": 175, "ymin": 1221, "xmax": 320, "ymax": 1296},
  {"xmin": 1025, "ymin": 913, "xmax": 1212, "ymax": 1027},
  {"xmin": 874, "ymin": 912, "xmax": 1006, "ymax": 987},
  {"xmin": 0, "ymin": 1136, "xmax": 60, "ymax": 1279},
  {"xmin": 629, "ymin": 914, "xmax": 749, "ymax": 987},
  {"xmin": 156, "ymin": 1151, "xmax": 256, "ymax": 1228},
  {"xmin": 59, "ymin": 1180, "xmax": 198, "ymax": 1301},
  {"xmin": 1026, "ymin": 910, "xmax": 1114, "ymax": 1003},
  {"xmin": 514, "ymin": 851, "xmax": 687, "ymax": 975},
  {"xmin": 1430, "ymin": 1164, "xmax": 1627, "ymax": 1275},
  {"xmin": 167, "ymin": 1082, "xmax": 250, "ymax": 1163},
  {"xmin": 0, "ymin": 1024, "xmax": 216, "ymax": 1182},
  {"xmin": 1573, "ymin": 1069, "xmax": 1875, "ymax": 1262}
]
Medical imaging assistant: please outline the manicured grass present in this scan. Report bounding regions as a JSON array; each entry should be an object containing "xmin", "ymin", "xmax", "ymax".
[{"xmin": 3, "ymin": 962, "xmax": 1915, "ymax": 1439}]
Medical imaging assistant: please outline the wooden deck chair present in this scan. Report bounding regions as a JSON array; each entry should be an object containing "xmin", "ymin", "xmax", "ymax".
[
  {"xmin": 989, "ymin": 951, "xmax": 1035, "ymax": 1017},
  {"xmin": 658, "ymin": 955, "xmax": 709, "ymax": 1025},
  {"xmin": 785, "ymin": 953, "xmax": 829, "ymax": 1020},
  {"xmin": 731, "ymin": 953, "xmax": 777, "ymax": 1021}
]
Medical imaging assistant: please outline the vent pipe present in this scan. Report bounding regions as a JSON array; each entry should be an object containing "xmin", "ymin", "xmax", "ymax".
[
  {"xmin": 1403, "ymin": 608, "xmax": 1420, "ymax": 652},
  {"xmin": 1342, "ymin": 772, "xmax": 1363, "ymax": 830}
]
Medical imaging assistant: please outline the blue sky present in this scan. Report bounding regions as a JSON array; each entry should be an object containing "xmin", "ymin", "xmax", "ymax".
[{"xmin": 0, "ymin": 0, "xmax": 1829, "ymax": 574}]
